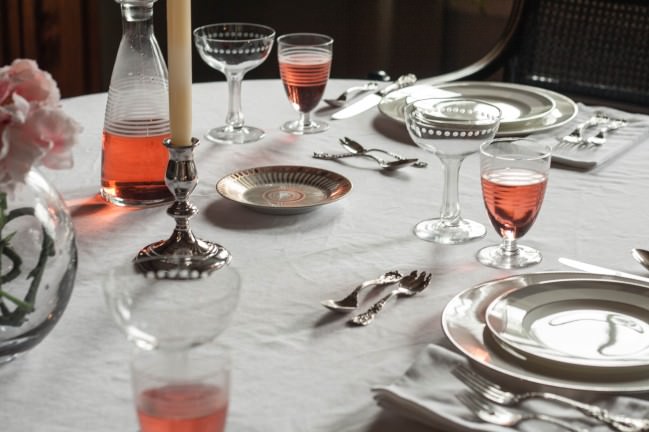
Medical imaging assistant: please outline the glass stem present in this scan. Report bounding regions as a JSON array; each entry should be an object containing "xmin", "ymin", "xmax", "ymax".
[
  {"xmin": 439, "ymin": 157, "xmax": 463, "ymax": 227},
  {"xmin": 225, "ymin": 73, "xmax": 244, "ymax": 130},
  {"xmin": 500, "ymin": 234, "xmax": 520, "ymax": 256},
  {"xmin": 299, "ymin": 112, "xmax": 311, "ymax": 129}
]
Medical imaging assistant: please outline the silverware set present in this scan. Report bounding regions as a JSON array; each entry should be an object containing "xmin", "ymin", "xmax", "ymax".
[
  {"xmin": 321, "ymin": 270, "xmax": 431, "ymax": 325},
  {"xmin": 556, "ymin": 111, "xmax": 628, "ymax": 150},
  {"xmin": 454, "ymin": 365, "xmax": 649, "ymax": 431},
  {"xmin": 313, "ymin": 137, "xmax": 427, "ymax": 170},
  {"xmin": 457, "ymin": 392, "xmax": 587, "ymax": 432}
]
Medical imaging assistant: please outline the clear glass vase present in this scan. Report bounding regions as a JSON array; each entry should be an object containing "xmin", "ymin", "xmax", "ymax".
[
  {"xmin": 0, "ymin": 169, "xmax": 77, "ymax": 364},
  {"xmin": 101, "ymin": 0, "xmax": 173, "ymax": 207}
]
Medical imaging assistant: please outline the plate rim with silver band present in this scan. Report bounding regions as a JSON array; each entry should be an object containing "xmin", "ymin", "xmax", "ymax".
[
  {"xmin": 441, "ymin": 271, "xmax": 649, "ymax": 393},
  {"xmin": 379, "ymin": 81, "xmax": 578, "ymax": 137},
  {"xmin": 484, "ymin": 278, "xmax": 649, "ymax": 371},
  {"xmin": 216, "ymin": 165, "xmax": 352, "ymax": 215}
]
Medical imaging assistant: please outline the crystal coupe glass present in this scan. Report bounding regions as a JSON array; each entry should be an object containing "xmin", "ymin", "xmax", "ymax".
[
  {"xmin": 194, "ymin": 23, "xmax": 275, "ymax": 144},
  {"xmin": 405, "ymin": 98, "xmax": 501, "ymax": 244},
  {"xmin": 103, "ymin": 255, "xmax": 241, "ymax": 351},
  {"xmin": 278, "ymin": 33, "xmax": 333, "ymax": 134},
  {"xmin": 477, "ymin": 138, "xmax": 551, "ymax": 269}
]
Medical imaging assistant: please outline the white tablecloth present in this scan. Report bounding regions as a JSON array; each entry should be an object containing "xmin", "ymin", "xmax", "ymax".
[{"xmin": 2, "ymin": 79, "xmax": 649, "ymax": 432}]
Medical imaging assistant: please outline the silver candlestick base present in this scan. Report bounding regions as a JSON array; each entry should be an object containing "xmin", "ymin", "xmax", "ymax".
[{"xmin": 136, "ymin": 138, "xmax": 231, "ymax": 272}]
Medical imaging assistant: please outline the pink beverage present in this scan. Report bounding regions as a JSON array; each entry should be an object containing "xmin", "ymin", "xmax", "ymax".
[
  {"xmin": 279, "ymin": 52, "xmax": 331, "ymax": 113},
  {"xmin": 481, "ymin": 168, "xmax": 548, "ymax": 238},
  {"xmin": 101, "ymin": 130, "xmax": 172, "ymax": 206},
  {"xmin": 137, "ymin": 383, "xmax": 228, "ymax": 432}
]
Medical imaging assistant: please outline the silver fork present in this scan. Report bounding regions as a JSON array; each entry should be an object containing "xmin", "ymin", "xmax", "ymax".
[
  {"xmin": 312, "ymin": 152, "xmax": 418, "ymax": 170},
  {"xmin": 320, "ymin": 270, "xmax": 406, "ymax": 312},
  {"xmin": 349, "ymin": 271, "xmax": 431, "ymax": 326},
  {"xmin": 556, "ymin": 111, "xmax": 609, "ymax": 149},
  {"xmin": 453, "ymin": 365, "xmax": 649, "ymax": 432},
  {"xmin": 457, "ymin": 392, "xmax": 587, "ymax": 432},
  {"xmin": 340, "ymin": 137, "xmax": 428, "ymax": 168},
  {"xmin": 585, "ymin": 119, "xmax": 628, "ymax": 147}
]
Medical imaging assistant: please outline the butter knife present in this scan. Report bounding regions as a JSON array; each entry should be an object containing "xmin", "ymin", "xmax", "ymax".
[
  {"xmin": 558, "ymin": 257, "xmax": 649, "ymax": 283},
  {"xmin": 331, "ymin": 74, "xmax": 417, "ymax": 120}
]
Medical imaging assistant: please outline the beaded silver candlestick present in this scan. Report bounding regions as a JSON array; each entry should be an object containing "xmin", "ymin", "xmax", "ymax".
[{"xmin": 136, "ymin": 138, "xmax": 231, "ymax": 272}]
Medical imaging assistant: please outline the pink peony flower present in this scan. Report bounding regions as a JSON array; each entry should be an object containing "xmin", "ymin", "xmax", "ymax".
[
  {"xmin": 0, "ymin": 59, "xmax": 80, "ymax": 187},
  {"xmin": 0, "ymin": 59, "xmax": 60, "ymax": 106}
]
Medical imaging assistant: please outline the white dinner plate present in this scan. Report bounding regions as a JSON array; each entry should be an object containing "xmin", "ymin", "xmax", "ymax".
[
  {"xmin": 442, "ymin": 272, "xmax": 649, "ymax": 393},
  {"xmin": 216, "ymin": 165, "xmax": 352, "ymax": 215},
  {"xmin": 485, "ymin": 279, "xmax": 649, "ymax": 372},
  {"xmin": 379, "ymin": 82, "xmax": 578, "ymax": 137}
]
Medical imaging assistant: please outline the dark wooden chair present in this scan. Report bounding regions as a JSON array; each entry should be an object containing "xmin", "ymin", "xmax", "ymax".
[{"xmin": 421, "ymin": 0, "xmax": 649, "ymax": 113}]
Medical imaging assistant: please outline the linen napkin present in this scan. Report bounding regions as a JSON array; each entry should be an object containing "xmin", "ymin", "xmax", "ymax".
[
  {"xmin": 373, "ymin": 344, "xmax": 649, "ymax": 431},
  {"xmin": 534, "ymin": 103, "xmax": 649, "ymax": 170}
]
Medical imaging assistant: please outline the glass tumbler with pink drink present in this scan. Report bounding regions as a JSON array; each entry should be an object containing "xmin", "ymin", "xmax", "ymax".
[
  {"xmin": 132, "ymin": 346, "xmax": 230, "ymax": 432},
  {"xmin": 103, "ymin": 255, "xmax": 241, "ymax": 432},
  {"xmin": 278, "ymin": 33, "xmax": 333, "ymax": 134}
]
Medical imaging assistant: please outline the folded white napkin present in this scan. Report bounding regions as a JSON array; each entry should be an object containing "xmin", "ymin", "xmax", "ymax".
[
  {"xmin": 534, "ymin": 103, "xmax": 649, "ymax": 170},
  {"xmin": 373, "ymin": 344, "xmax": 649, "ymax": 431}
]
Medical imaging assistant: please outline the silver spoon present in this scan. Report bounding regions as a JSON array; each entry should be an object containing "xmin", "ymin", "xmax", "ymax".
[
  {"xmin": 349, "ymin": 271, "xmax": 432, "ymax": 326},
  {"xmin": 340, "ymin": 137, "xmax": 428, "ymax": 168},
  {"xmin": 632, "ymin": 248, "xmax": 649, "ymax": 271},
  {"xmin": 323, "ymin": 82, "xmax": 379, "ymax": 107},
  {"xmin": 321, "ymin": 270, "xmax": 405, "ymax": 312},
  {"xmin": 312, "ymin": 152, "xmax": 418, "ymax": 170}
]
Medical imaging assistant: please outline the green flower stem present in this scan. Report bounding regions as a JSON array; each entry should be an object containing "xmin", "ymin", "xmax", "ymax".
[
  {"xmin": 0, "ymin": 193, "xmax": 53, "ymax": 326},
  {"xmin": 0, "ymin": 289, "xmax": 33, "ymax": 312}
]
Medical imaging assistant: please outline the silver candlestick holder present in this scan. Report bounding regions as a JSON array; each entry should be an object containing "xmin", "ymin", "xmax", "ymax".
[{"xmin": 136, "ymin": 138, "xmax": 231, "ymax": 272}]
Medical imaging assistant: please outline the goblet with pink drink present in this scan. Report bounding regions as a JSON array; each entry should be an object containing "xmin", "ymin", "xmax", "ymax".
[
  {"xmin": 477, "ymin": 138, "xmax": 551, "ymax": 269},
  {"xmin": 278, "ymin": 33, "xmax": 333, "ymax": 134}
]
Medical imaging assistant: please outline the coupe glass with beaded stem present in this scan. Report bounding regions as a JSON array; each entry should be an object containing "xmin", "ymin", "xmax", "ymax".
[
  {"xmin": 103, "ymin": 255, "xmax": 241, "ymax": 351},
  {"xmin": 405, "ymin": 98, "xmax": 501, "ymax": 244},
  {"xmin": 193, "ymin": 23, "xmax": 275, "ymax": 144}
]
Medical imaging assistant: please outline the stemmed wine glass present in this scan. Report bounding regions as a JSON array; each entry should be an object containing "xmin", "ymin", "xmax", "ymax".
[
  {"xmin": 103, "ymin": 255, "xmax": 241, "ymax": 350},
  {"xmin": 477, "ymin": 138, "xmax": 551, "ymax": 269},
  {"xmin": 193, "ymin": 23, "xmax": 275, "ymax": 144},
  {"xmin": 277, "ymin": 33, "xmax": 333, "ymax": 134},
  {"xmin": 405, "ymin": 98, "xmax": 501, "ymax": 244}
]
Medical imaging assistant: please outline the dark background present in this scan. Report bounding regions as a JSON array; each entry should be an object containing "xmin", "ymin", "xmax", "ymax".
[{"xmin": 0, "ymin": 0, "xmax": 512, "ymax": 97}]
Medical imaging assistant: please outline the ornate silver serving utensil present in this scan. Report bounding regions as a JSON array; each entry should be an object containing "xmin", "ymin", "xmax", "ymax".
[{"xmin": 321, "ymin": 270, "xmax": 405, "ymax": 312}]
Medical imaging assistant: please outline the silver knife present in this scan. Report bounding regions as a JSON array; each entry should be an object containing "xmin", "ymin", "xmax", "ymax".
[
  {"xmin": 331, "ymin": 74, "xmax": 417, "ymax": 120},
  {"xmin": 558, "ymin": 257, "xmax": 649, "ymax": 283}
]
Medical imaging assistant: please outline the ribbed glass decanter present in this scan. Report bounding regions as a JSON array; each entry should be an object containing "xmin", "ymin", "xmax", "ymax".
[{"xmin": 101, "ymin": 0, "xmax": 173, "ymax": 207}]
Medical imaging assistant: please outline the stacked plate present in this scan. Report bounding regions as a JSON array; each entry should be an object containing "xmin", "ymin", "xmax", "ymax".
[
  {"xmin": 442, "ymin": 272, "xmax": 649, "ymax": 393},
  {"xmin": 378, "ymin": 81, "xmax": 578, "ymax": 137}
]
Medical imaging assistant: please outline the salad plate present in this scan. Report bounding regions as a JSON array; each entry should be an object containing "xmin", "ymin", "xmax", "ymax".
[
  {"xmin": 442, "ymin": 272, "xmax": 649, "ymax": 393},
  {"xmin": 379, "ymin": 81, "xmax": 578, "ymax": 137},
  {"xmin": 485, "ymin": 278, "xmax": 649, "ymax": 371}
]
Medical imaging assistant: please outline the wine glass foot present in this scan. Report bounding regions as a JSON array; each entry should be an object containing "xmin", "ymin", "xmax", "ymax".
[
  {"xmin": 205, "ymin": 125, "xmax": 265, "ymax": 144},
  {"xmin": 476, "ymin": 244, "xmax": 542, "ymax": 269},
  {"xmin": 413, "ymin": 218, "xmax": 486, "ymax": 244},
  {"xmin": 281, "ymin": 119, "xmax": 329, "ymax": 135}
]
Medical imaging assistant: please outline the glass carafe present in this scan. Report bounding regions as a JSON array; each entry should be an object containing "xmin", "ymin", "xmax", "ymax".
[{"xmin": 101, "ymin": 0, "xmax": 173, "ymax": 207}]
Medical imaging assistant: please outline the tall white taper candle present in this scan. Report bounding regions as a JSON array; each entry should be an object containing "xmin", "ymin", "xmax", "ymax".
[{"xmin": 167, "ymin": 0, "xmax": 192, "ymax": 146}]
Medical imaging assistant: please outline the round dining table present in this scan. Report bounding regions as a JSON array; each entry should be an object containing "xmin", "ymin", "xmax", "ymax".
[{"xmin": 2, "ymin": 78, "xmax": 649, "ymax": 432}]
